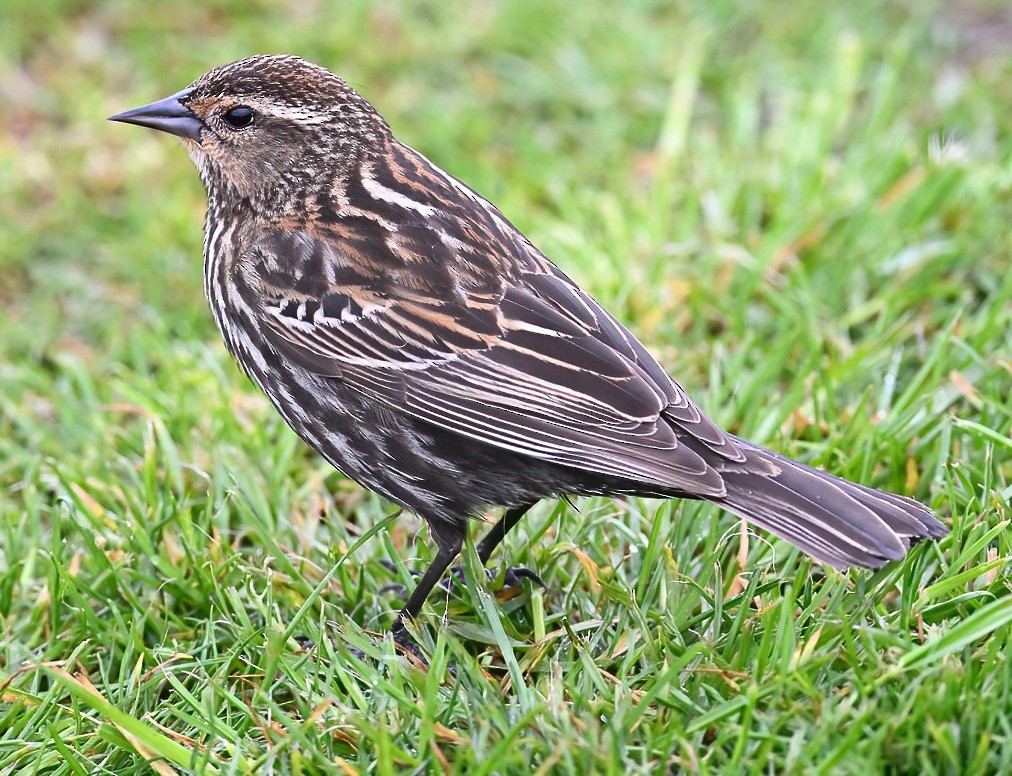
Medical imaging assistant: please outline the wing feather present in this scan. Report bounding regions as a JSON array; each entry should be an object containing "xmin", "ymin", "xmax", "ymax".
[{"xmin": 252, "ymin": 230, "xmax": 733, "ymax": 495}]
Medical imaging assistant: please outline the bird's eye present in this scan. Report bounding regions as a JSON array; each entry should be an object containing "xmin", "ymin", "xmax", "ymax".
[{"xmin": 223, "ymin": 105, "xmax": 255, "ymax": 130}]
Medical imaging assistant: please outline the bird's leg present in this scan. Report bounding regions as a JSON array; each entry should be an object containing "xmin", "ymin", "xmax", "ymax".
[
  {"xmin": 439, "ymin": 501, "xmax": 543, "ymax": 589},
  {"xmin": 477, "ymin": 502, "xmax": 536, "ymax": 564},
  {"xmin": 382, "ymin": 502, "xmax": 543, "ymax": 601},
  {"xmin": 390, "ymin": 525, "xmax": 463, "ymax": 658},
  {"xmin": 474, "ymin": 501, "xmax": 544, "ymax": 587}
]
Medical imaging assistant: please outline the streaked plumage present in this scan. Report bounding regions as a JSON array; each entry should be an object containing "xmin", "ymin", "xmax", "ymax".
[{"xmin": 110, "ymin": 55, "xmax": 946, "ymax": 655}]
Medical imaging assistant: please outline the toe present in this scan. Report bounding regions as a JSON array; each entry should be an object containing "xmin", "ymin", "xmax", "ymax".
[{"xmin": 502, "ymin": 566, "xmax": 546, "ymax": 589}]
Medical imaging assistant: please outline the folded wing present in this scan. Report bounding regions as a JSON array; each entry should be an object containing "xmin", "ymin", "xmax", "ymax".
[{"xmin": 249, "ymin": 229, "xmax": 745, "ymax": 496}]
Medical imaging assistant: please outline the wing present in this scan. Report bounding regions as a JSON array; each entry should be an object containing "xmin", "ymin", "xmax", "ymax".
[{"xmin": 249, "ymin": 228, "xmax": 746, "ymax": 495}]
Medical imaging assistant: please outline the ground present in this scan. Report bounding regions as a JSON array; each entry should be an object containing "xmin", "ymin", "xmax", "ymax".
[{"xmin": 1, "ymin": 0, "xmax": 1010, "ymax": 773}]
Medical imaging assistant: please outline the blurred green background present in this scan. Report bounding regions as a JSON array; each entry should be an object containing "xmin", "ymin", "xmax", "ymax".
[{"xmin": 1, "ymin": 0, "xmax": 1010, "ymax": 773}]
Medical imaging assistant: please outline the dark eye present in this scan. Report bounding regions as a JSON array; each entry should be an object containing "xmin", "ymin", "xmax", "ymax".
[{"xmin": 223, "ymin": 105, "xmax": 255, "ymax": 130}]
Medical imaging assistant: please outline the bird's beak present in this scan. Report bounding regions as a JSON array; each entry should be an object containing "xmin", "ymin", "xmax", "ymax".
[{"xmin": 108, "ymin": 89, "xmax": 204, "ymax": 142}]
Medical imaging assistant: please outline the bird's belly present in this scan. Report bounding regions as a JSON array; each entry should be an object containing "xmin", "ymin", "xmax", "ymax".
[{"xmin": 246, "ymin": 357, "xmax": 552, "ymax": 515}]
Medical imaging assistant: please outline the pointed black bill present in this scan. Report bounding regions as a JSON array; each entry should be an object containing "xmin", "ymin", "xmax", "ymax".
[{"xmin": 108, "ymin": 90, "xmax": 203, "ymax": 141}]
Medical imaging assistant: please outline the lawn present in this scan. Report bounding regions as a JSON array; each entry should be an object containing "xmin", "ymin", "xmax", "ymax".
[{"xmin": 1, "ymin": 0, "xmax": 1010, "ymax": 773}]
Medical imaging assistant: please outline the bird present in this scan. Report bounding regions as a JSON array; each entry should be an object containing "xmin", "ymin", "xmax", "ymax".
[{"xmin": 109, "ymin": 55, "xmax": 946, "ymax": 656}]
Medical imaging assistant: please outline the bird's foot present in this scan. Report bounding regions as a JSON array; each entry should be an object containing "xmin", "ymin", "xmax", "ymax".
[
  {"xmin": 500, "ymin": 565, "xmax": 545, "ymax": 589},
  {"xmin": 437, "ymin": 563, "xmax": 546, "ymax": 593},
  {"xmin": 390, "ymin": 619, "xmax": 457, "ymax": 674},
  {"xmin": 390, "ymin": 621, "xmax": 428, "ymax": 664},
  {"xmin": 379, "ymin": 559, "xmax": 544, "ymax": 597}
]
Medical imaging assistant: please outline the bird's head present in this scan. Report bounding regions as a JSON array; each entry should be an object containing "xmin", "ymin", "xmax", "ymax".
[{"xmin": 110, "ymin": 55, "xmax": 390, "ymax": 209}]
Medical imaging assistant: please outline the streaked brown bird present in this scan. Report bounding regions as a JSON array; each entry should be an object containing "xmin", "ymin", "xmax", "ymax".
[{"xmin": 110, "ymin": 55, "xmax": 946, "ymax": 656}]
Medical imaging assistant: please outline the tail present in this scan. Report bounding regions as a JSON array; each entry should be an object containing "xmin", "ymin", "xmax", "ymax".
[{"xmin": 716, "ymin": 437, "xmax": 947, "ymax": 569}]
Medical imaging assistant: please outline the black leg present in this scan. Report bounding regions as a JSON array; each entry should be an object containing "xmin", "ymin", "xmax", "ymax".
[
  {"xmin": 476, "ymin": 501, "xmax": 536, "ymax": 564},
  {"xmin": 388, "ymin": 503, "xmax": 541, "ymax": 658},
  {"xmin": 390, "ymin": 525, "xmax": 464, "ymax": 654}
]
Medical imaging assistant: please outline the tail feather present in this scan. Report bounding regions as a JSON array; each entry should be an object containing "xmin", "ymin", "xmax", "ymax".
[
  {"xmin": 715, "ymin": 438, "xmax": 946, "ymax": 570},
  {"xmin": 844, "ymin": 483, "xmax": 945, "ymax": 540}
]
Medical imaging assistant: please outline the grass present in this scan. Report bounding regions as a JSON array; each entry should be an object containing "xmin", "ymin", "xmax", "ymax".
[{"xmin": 1, "ymin": 0, "xmax": 1010, "ymax": 772}]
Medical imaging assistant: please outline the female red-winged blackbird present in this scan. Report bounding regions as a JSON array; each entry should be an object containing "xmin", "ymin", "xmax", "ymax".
[{"xmin": 110, "ymin": 55, "xmax": 946, "ymax": 655}]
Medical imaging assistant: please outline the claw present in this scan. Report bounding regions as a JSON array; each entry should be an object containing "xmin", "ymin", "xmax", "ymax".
[
  {"xmin": 435, "ymin": 563, "xmax": 544, "ymax": 593},
  {"xmin": 391, "ymin": 621, "xmax": 430, "ymax": 667},
  {"xmin": 345, "ymin": 645, "xmax": 367, "ymax": 661},
  {"xmin": 501, "ymin": 566, "xmax": 546, "ymax": 589},
  {"xmin": 379, "ymin": 582, "xmax": 409, "ymax": 597},
  {"xmin": 382, "ymin": 560, "xmax": 545, "ymax": 597},
  {"xmin": 436, "ymin": 564, "xmax": 468, "ymax": 592}
]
